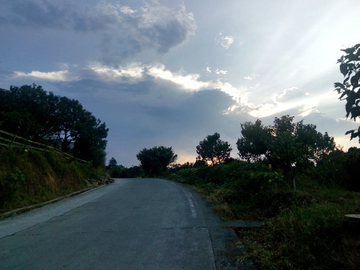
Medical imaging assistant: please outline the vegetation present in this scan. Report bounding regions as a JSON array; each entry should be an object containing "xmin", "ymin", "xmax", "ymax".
[
  {"xmin": 0, "ymin": 147, "xmax": 106, "ymax": 213},
  {"xmin": 196, "ymin": 132, "xmax": 232, "ymax": 166},
  {"xmin": 237, "ymin": 115, "xmax": 335, "ymax": 190},
  {"xmin": 335, "ymin": 43, "xmax": 360, "ymax": 142},
  {"xmin": 136, "ymin": 146, "xmax": 177, "ymax": 177},
  {"xmin": 0, "ymin": 84, "xmax": 108, "ymax": 166},
  {"xmin": 106, "ymin": 157, "xmax": 143, "ymax": 178},
  {"xmin": 0, "ymin": 84, "xmax": 109, "ymax": 214},
  {"xmin": 164, "ymin": 115, "xmax": 360, "ymax": 270}
]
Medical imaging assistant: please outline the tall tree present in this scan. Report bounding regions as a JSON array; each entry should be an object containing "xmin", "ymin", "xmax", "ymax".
[
  {"xmin": 335, "ymin": 43, "xmax": 360, "ymax": 142},
  {"xmin": 237, "ymin": 119, "xmax": 271, "ymax": 161},
  {"xmin": 136, "ymin": 146, "xmax": 177, "ymax": 177},
  {"xmin": 196, "ymin": 132, "xmax": 232, "ymax": 166},
  {"xmin": 107, "ymin": 157, "xmax": 118, "ymax": 170},
  {"xmin": 0, "ymin": 84, "xmax": 108, "ymax": 165},
  {"xmin": 236, "ymin": 115, "xmax": 336, "ymax": 189}
]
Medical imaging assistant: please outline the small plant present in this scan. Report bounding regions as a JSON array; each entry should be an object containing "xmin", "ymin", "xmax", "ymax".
[{"xmin": 0, "ymin": 167, "xmax": 26, "ymax": 206}]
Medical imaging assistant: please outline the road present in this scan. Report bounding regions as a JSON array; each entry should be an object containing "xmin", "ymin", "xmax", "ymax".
[{"xmin": 0, "ymin": 178, "xmax": 252, "ymax": 270}]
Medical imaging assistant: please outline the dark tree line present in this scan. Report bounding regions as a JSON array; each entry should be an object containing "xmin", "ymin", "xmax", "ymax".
[
  {"xmin": 136, "ymin": 146, "xmax": 177, "ymax": 177},
  {"xmin": 0, "ymin": 84, "xmax": 108, "ymax": 166}
]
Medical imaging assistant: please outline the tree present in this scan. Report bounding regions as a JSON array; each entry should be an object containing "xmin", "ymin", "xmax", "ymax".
[
  {"xmin": 236, "ymin": 115, "xmax": 336, "ymax": 190},
  {"xmin": 237, "ymin": 119, "xmax": 271, "ymax": 161},
  {"xmin": 196, "ymin": 132, "xmax": 232, "ymax": 166},
  {"xmin": 107, "ymin": 157, "xmax": 118, "ymax": 170},
  {"xmin": 335, "ymin": 43, "xmax": 360, "ymax": 142},
  {"xmin": 136, "ymin": 146, "xmax": 177, "ymax": 177},
  {"xmin": 0, "ymin": 84, "xmax": 109, "ymax": 166}
]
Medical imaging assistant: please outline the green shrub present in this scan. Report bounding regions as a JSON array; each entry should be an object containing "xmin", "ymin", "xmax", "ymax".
[{"xmin": 316, "ymin": 148, "xmax": 360, "ymax": 191}]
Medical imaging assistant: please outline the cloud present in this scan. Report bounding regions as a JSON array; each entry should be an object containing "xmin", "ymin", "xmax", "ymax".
[
  {"xmin": 215, "ymin": 69, "xmax": 227, "ymax": 75},
  {"xmin": 97, "ymin": 1, "xmax": 197, "ymax": 63},
  {"xmin": 247, "ymin": 87, "xmax": 319, "ymax": 118},
  {"xmin": 218, "ymin": 33, "xmax": 234, "ymax": 49},
  {"xmin": 0, "ymin": 0, "xmax": 72, "ymax": 29},
  {"xmin": 11, "ymin": 62, "xmax": 252, "ymax": 112},
  {"xmin": 272, "ymin": 87, "xmax": 306, "ymax": 103},
  {"xmin": 13, "ymin": 70, "xmax": 79, "ymax": 82},
  {"xmin": 1, "ymin": 1, "xmax": 197, "ymax": 63},
  {"xmin": 0, "ymin": 0, "xmax": 115, "ymax": 32}
]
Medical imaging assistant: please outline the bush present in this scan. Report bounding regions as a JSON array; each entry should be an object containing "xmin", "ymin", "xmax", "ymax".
[{"xmin": 316, "ymin": 148, "xmax": 360, "ymax": 191}]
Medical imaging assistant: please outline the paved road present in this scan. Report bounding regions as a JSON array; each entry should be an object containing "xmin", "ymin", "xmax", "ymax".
[{"xmin": 0, "ymin": 178, "xmax": 252, "ymax": 270}]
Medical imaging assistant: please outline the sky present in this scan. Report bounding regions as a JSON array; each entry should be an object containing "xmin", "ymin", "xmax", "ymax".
[{"xmin": 1, "ymin": 0, "xmax": 360, "ymax": 167}]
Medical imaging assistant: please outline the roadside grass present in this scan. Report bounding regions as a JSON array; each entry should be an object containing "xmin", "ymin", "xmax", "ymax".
[
  {"xmin": 167, "ymin": 162, "xmax": 360, "ymax": 270},
  {"xmin": 0, "ymin": 147, "xmax": 105, "ymax": 214}
]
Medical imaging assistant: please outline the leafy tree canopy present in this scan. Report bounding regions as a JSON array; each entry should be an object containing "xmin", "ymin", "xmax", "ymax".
[
  {"xmin": 107, "ymin": 157, "xmax": 118, "ymax": 170},
  {"xmin": 136, "ymin": 146, "xmax": 177, "ymax": 177},
  {"xmin": 236, "ymin": 119, "xmax": 271, "ymax": 162},
  {"xmin": 0, "ymin": 84, "xmax": 108, "ymax": 166},
  {"xmin": 196, "ymin": 132, "xmax": 232, "ymax": 166},
  {"xmin": 237, "ymin": 115, "xmax": 335, "ymax": 170},
  {"xmin": 335, "ymin": 43, "xmax": 360, "ymax": 142}
]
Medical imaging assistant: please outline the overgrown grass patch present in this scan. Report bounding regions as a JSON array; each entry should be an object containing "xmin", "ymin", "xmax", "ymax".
[
  {"xmin": 167, "ymin": 161, "xmax": 360, "ymax": 269},
  {"xmin": 0, "ymin": 147, "xmax": 102, "ymax": 214}
]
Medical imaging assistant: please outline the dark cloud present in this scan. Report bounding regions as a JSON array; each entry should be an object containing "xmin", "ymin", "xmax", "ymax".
[
  {"xmin": 0, "ymin": 0, "xmax": 115, "ymax": 32},
  {"xmin": 1, "ymin": 1, "xmax": 196, "ymax": 64},
  {"xmin": 0, "ymin": 0, "xmax": 71, "ymax": 29},
  {"xmin": 97, "ymin": 2, "xmax": 197, "ymax": 64},
  {"xmin": 142, "ymin": 17, "xmax": 193, "ymax": 54},
  {"xmin": 57, "ymin": 77, "xmax": 155, "ymax": 96}
]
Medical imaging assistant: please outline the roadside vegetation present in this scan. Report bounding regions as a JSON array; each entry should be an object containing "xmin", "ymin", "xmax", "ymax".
[
  {"xmin": 163, "ymin": 44, "xmax": 360, "ymax": 269},
  {"xmin": 0, "ymin": 147, "xmax": 107, "ymax": 214},
  {"xmin": 165, "ymin": 148, "xmax": 360, "ymax": 269},
  {"xmin": 0, "ymin": 84, "xmax": 109, "ymax": 214}
]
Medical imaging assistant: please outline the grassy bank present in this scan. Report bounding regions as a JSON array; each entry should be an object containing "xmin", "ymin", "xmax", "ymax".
[
  {"xmin": 166, "ymin": 161, "xmax": 360, "ymax": 270},
  {"xmin": 0, "ymin": 147, "xmax": 106, "ymax": 214}
]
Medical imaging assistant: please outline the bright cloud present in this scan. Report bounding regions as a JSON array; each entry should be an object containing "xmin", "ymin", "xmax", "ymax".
[
  {"xmin": 218, "ymin": 33, "xmax": 234, "ymax": 49},
  {"xmin": 215, "ymin": 69, "xmax": 228, "ymax": 75},
  {"xmin": 89, "ymin": 63, "xmax": 144, "ymax": 82},
  {"xmin": 248, "ymin": 87, "xmax": 319, "ymax": 118},
  {"xmin": 13, "ymin": 70, "xmax": 78, "ymax": 82},
  {"xmin": 148, "ymin": 64, "xmax": 213, "ymax": 91}
]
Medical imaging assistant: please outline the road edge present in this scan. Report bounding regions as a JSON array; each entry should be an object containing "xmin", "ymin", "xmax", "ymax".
[
  {"xmin": 0, "ymin": 182, "xmax": 112, "ymax": 220},
  {"xmin": 180, "ymin": 183, "xmax": 257, "ymax": 270}
]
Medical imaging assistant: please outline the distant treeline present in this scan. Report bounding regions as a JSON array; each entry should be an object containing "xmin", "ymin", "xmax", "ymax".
[{"xmin": 0, "ymin": 84, "xmax": 108, "ymax": 166}]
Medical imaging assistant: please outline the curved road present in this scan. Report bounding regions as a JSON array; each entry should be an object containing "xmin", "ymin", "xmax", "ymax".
[{"xmin": 0, "ymin": 178, "xmax": 252, "ymax": 269}]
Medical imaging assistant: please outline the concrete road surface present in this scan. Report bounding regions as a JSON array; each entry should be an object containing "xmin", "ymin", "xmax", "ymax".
[{"xmin": 0, "ymin": 178, "xmax": 252, "ymax": 270}]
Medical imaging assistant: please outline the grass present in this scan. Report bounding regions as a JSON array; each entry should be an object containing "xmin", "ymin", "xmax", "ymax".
[
  {"xmin": 0, "ymin": 147, "xmax": 106, "ymax": 214},
  {"xmin": 167, "ymin": 162, "xmax": 360, "ymax": 270}
]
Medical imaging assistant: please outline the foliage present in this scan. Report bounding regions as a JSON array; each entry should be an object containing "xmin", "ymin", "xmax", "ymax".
[
  {"xmin": 168, "ymin": 158, "xmax": 360, "ymax": 270},
  {"xmin": 237, "ymin": 115, "xmax": 335, "ymax": 182},
  {"xmin": 0, "ymin": 147, "xmax": 99, "ymax": 212},
  {"xmin": 316, "ymin": 147, "xmax": 360, "ymax": 191},
  {"xmin": 127, "ymin": 165, "xmax": 143, "ymax": 178},
  {"xmin": 335, "ymin": 43, "xmax": 360, "ymax": 142},
  {"xmin": 107, "ymin": 157, "xmax": 118, "ymax": 170},
  {"xmin": 110, "ymin": 165, "xmax": 130, "ymax": 178},
  {"xmin": 106, "ymin": 156, "xmax": 143, "ymax": 178},
  {"xmin": 237, "ymin": 119, "xmax": 271, "ymax": 161},
  {"xmin": 196, "ymin": 132, "xmax": 232, "ymax": 166},
  {"xmin": 136, "ymin": 146, "xmax": 177, "ymax": 177},
  {"xmin": 0, "ymin": 84, "xmax": 109, "ymax": 165},
  {"xmin": 237, "ymin": 203, "xmax": 357, "ymax": 270},
  {"xmin": 0, "ymin": 167, "xmax": 26, "ymax": 206}
]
